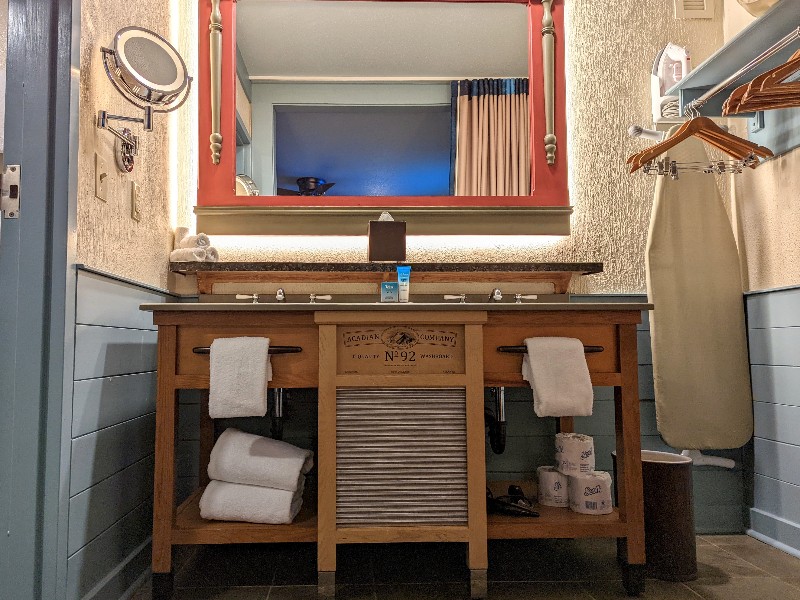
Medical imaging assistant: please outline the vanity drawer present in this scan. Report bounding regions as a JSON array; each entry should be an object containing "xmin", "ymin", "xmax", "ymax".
[
  {"xmin": 483, "ymin": 312, "xmax": 620, "ymax": 386},
  {"xmin": 175, "ymin": 314, "xmax": 319, "ymax": 388}
]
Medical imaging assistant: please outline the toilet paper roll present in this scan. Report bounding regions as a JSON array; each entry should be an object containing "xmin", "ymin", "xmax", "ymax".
[
  {"xmin": 568, "ymin": 471, "xmax": 613, "ymax": 515},
  {"xmin": 537, "ymin": 466, "xmax": 569, "ymax": 507},
  {"xmin": 555, "ymin": 432, "xmax": 595, "ymax": 475}
]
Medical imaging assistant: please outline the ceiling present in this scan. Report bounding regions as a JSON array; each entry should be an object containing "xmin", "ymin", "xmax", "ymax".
[{"xmin": 236, "ymin": 1, "xmax": 529, "ymax": 80}]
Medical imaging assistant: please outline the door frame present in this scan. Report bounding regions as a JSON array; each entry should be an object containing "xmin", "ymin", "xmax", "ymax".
[{"xmin": 0, "ymin": 0, "xmax": 78, "ymax": 598}]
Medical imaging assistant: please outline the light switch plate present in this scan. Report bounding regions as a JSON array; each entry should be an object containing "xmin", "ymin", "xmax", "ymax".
[
  {"xmin": 130, "ymin": 181, "xmax": 141, "ymax": 222},
  {"xmin": 94, "ymin": 153, "xmax": 108, "ymax": 202}
]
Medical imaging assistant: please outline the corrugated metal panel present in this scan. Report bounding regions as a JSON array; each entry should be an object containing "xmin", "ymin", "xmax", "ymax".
[{"xmin": 336, "ymin": 388, "xmax": 468, "ymax": 526}]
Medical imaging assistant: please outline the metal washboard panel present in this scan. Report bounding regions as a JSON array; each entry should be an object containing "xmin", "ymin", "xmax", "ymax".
[{"xmin": 336, "ymin": 387, "xmax": 468, "ymax": 526}]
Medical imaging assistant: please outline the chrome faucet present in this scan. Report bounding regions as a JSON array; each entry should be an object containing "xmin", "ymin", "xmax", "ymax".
[
  {"xmin": 489, "ymin": 288, "xmax": 503, "ymax": 301},
  {"xmin": 309, "ymin": 293, "xmax": 332, "ymax": 303},
  {"xmin": 275, "ymin": 288, "xmax": 285, "ymax": 302}
]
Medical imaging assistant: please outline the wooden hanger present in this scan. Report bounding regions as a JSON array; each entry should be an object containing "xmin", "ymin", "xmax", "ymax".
[
  {"xmin": 627, "ymin": 117, "xmax": 773, "ymax": 173},
  {"xmin": 723, "ymin": 49, "xmax": 800, "ymax": 115}
]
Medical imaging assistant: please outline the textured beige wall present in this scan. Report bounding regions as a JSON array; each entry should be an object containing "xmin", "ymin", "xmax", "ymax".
[
  {"xmin": 76, "ymin": 0, "xmax": 195, "ymax": 289},
  {"xmin": 216, "ymin": 2, "xmax": 724, "ymax": 294},
  {"xmin": 723, "ymin": 0, "xmax": 800, "ymax": 291}
]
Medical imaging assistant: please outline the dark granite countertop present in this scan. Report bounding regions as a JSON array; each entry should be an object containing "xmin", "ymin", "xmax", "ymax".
[{"xmin": 170, "ymin": 262, "xmax": 604, "ymax": 274}]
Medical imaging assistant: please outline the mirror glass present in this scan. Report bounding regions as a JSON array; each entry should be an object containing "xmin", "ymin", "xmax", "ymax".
[{"xmin": 235, "ymin": 0, "xmax": 529, "ymax": 197}]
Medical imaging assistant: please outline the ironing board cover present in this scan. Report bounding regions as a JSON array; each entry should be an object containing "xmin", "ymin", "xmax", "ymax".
[{"xmin": 645, "ymin": 129, "xmax": 753, "ymax": 449}]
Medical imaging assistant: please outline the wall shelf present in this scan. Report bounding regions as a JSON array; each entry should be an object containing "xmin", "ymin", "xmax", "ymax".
[{"xmin": 667, "ymin": 0, "xmax": 800, "ymax": 157}]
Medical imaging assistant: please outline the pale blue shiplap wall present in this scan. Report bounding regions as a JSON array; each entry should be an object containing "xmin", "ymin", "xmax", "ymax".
[
  {"xmin": 65, "ymin": 270, "xmax": 168, "ymax": 600},
  {"xmin": 485, "ymin": 294, "xmax": 746, "ymax": 534},
  {"xmin": 746, "ymin": 286, "xmax": 800, "ymax": 555}
]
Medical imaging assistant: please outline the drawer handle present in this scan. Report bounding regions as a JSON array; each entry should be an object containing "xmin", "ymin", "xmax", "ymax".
[
  {"xmin": 192, "ymin": 345, "xmax": 303, "ymax": 355},
  {"xmin": 497, "ymin": 345, "xmax": 604, "ymax": 354}
]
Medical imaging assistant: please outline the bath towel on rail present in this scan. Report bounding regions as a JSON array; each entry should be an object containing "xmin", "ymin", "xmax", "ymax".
[
  {"xmin": 199, "ymin": 479, "xmax": 304, "ymax": 524},
  {"xmin": 208, "ymin": 428, "xmax": 313, "ymax": 492},
  {"xmin": 209, "ymin": 337, "xmax": 273, "ymax": 418},
  {"xmin": 522, "ymin": 337, "xmax": 593, "ymax": 417}
]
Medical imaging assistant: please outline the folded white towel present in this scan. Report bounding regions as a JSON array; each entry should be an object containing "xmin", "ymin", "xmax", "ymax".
[
  {"xmin": 209, "ymin": 337, "xmax": 272, "ymax": 418},
  {"xmin": 170, "ymin": 247, "xmax": 206, "ymax": 262},
  {"xmin": 199, "ymin": 479, "xmax": 303, "ymax": 524},
  {"xmin": 208, "ymin": 428, "xmax": 313, "ymax": 491},
  {"xmin": 204, "ymin": 246, "xmax": 219, "ymax": 262},
  {"xmin": 522, "ymin": 337, "xmax": 593, "ymax": 417}
]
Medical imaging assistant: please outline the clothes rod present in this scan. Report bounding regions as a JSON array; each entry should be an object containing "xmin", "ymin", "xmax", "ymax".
[
  {"xmin": 192, "ymin": 345, "xmax": 302, "ymax": 355},
  {"xmin": 685, "ymin": 26, "xmax": 800, "ymax": 114},
  {"xmin": 497, "ymin": 345, "xmax": 604, "ymax": 354}
]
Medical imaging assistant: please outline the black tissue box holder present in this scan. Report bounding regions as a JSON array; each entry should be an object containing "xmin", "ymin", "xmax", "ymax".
[{"xmin": 368, "ymin": 220, "xmax": 406, "ymax": 262}]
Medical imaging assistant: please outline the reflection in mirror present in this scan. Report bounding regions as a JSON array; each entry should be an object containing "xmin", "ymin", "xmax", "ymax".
[{"xmin": 234, "ymin": 1, "xmax": 529, "ymax": 197}]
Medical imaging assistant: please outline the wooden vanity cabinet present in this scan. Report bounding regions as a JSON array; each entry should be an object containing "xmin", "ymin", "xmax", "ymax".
[{"xmin": 145, "ymin": 304, "xmax": 648, "ymax": 599}]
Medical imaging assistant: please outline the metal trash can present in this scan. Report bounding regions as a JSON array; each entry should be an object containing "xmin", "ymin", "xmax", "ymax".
[{"xmin": 613, "ymin": 450, "xmax": 697, "ymax": 582}]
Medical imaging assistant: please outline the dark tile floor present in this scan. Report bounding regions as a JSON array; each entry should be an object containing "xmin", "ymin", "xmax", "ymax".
[{"xmin": 131, "ymin": 535, "xmax": 800, "ymax": 600}]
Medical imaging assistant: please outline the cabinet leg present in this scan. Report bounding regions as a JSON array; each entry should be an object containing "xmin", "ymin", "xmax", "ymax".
[
  {"xmin": 621, "ymin": 562, "xmax": 646, "ymax": 596},
  {"xmin": 318, "ymin": 571, "xmax": 335, "ymax": 599},
  {"xmin": 470, "ymin": 569, "xmax": 487, "ymax": 599},
  {"xmin": 152, "ymin": 572, "xmax": 174, "ymax": 600}
]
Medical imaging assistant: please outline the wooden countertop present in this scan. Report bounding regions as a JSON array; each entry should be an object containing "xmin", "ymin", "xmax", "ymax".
[{"xmin": 141, "ymin": 301, "xmax": 652, "ymax": 312}]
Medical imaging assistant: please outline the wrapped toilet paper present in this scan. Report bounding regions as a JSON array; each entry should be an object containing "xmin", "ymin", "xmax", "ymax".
[
  {"xmin": 555, "ymin": 433, "xmax": 595, "ymax": 475},
  {"xmin": 537, "ymin": 466, "xmax": 569, "ymax": 507},
  {"xmin": 568, "ymin": 471, "xmax": 613, "ymax": 515}
]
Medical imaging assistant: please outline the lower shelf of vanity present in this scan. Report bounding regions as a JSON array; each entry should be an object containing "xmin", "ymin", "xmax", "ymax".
[{"xmin": 172, "ymin": 488, "xmax": 628, "ymax": 545}]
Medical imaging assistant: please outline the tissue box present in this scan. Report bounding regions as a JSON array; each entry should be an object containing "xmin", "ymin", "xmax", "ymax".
[{"xmin": 368, "ymin": 220, "xmax": 406, "ymax": 262}]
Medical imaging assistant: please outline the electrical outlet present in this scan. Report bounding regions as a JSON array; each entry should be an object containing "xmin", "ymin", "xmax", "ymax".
[
  {"xmin": 94, "ymin": 153, "xmax": 108, "ymax": 202},
  {"xmin": 130, "ymin": 181, "xmax": 141, "ymax": 222}
]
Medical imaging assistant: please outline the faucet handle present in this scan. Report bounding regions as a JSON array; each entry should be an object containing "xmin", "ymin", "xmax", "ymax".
[
  {"xmin": 236, "ymin": 293, "xmax": 259, "ymax": 303},
  {"xmin": 309, "ymin": 294, "xmax": 332, "ymax": 303},
  {"xmin": 490, "ymin": 288, "xmax": 503, "ymax": 301},
  {"xmin": 444, "ymin": 294, "xmax": 467, "ymax": 303},
  {"xmin": 514, "ymin": 294, "xmax": 539, "ymax": 303},
  {"xmin": 275, "ymin": 288, "xmax": 285, "ymax": 302}
]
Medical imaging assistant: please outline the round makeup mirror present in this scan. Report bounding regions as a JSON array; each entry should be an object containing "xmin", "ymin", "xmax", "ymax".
[
  {"xmin": 111, "ymin": 27, "xmax": 189, "ymax": 106},
  {"xmin": 97, "ymin": 27, "xmax": 192, "ymax": 172}
]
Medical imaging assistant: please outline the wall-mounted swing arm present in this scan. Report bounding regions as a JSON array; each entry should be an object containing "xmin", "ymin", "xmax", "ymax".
[{"xmin": 96, "ymin": 30, "xmax": 192, "ymax": 173}]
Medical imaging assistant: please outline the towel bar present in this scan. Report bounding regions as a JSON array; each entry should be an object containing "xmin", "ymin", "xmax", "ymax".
[
  {"xmin": 497, "ymin": 345, "xmax": 604, "ymax": 354},
  {"xmin": 192, "ymin": 345, "xmax": 302, "ymax": 355}
]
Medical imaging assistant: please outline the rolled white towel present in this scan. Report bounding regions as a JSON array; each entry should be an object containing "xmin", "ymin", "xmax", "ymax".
[
  {"xmin": 208, "ymin": 428, "xmax": 313, "ymax": 492},
  {"xmin": 178, "ymin": 233, "xmax": 211, "ymax": 249},
  {"xmin": 204, "ymin": 246, "xmax": 219, "ymax": 262},
  {"xmin": 173, "ymin": 226, "xmax": 190, "ymax": 249},
  {"xmin": 199, "ymin": 479, "xmax": 304, "ymax": 524},
  {"xmin": 170, "ymin": 247, "xmax": 206, "ymax": 262},
  {"xmin": 209, "ymin": 337, "xmax": 272, "ymax": 418}
]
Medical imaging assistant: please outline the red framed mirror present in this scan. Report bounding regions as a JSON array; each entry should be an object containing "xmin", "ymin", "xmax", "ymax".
[{"xmin": 196, "ymin": 0, "xmax": 568, "ymax": 231}]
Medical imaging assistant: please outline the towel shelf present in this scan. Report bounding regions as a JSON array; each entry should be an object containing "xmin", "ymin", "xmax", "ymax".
[
  {"xmin": 497, "ymin": 345, "xmax": 604, "ymax": 354},
  {"xmin": 192, "ymin": 345, "xmax": 303, "ymax": 355}
]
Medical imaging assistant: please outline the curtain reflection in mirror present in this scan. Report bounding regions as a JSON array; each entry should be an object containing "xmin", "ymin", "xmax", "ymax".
[{"xmin": 452, "ymin": 78, "xmax": 530, "ymax": 196}]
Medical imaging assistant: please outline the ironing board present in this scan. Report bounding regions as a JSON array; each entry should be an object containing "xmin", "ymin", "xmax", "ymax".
[{"xmin": 645, "ymin": 131, "xmax": 753, "ymax": 449}]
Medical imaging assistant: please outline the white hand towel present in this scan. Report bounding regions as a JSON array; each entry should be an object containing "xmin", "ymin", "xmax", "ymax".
[
  {"xmin": 199, "ymin": 479, "xmax": 304, "ymax": 524},
  {"xmin": 170, "ymin": 247, "xmax": 206, "ymax": 262},
  {"xmin": 209, "ymin": 337, "xmax": 272, "ymax": 418},
  {"xmin": 204, "ymin": 246, "xmax": 219, "ymax": 262},
  {"xmin": 208, "ymin": 428, "xmax": 313, "ymax": 491},
  {"xmin": 522, "ymin": 337, "xmax": 593, "ymax": 417}
]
